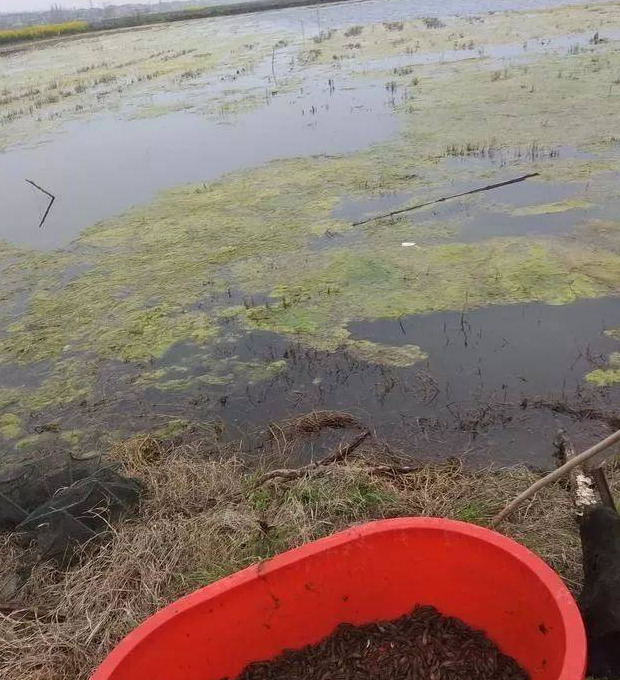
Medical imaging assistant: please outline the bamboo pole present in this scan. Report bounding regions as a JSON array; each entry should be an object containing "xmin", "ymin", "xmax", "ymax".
[{"xmin": 492, "ymin": 428, "xmax": 620, "ymax": 527}]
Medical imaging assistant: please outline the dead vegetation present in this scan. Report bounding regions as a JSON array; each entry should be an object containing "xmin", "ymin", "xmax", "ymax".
[
  {"xmin": 0, "ymin": 416, "xmax": 618, "ymax": 680},
  {"xmin": 273, "ymin": 410, "xmax": 361, "ymax": 437}
]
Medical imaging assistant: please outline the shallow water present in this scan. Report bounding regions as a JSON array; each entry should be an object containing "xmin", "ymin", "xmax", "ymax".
[
  {"xmin": 15, "ymin": 296, "xmax": 614, "ymax": 466},
  {"xmin": 0, "ymin": 0, "xmax": 616, "ymax": 249},
  {"xmin": 332, "ymin": 160, "xmax": 620, "ymax": 244},
  {"xmin": 229, "ymin": 297, "xmax": 620, "ymax": 462},
  {"xmin": 349, "ymin": 297, "xmax": 620, "ymax": 404},
  {"xmin": 242, "ymin": 0, "xmax": 618, "ymax": 32},
  {"xmin": 0, "ymin": 69, "xmax": 397, "ymax": 249},
  {"xmin": 354, "ymin": 29, "xmax": 620, "ymax": 73}
]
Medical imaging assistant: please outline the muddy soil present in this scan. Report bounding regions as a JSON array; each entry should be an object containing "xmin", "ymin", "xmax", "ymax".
[{"xmin": 232, "ymin": 605, "xmax": 529, "ymax": 680}]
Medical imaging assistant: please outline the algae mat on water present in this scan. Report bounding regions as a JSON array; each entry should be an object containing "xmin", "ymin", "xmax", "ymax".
[{"xmin": 2, "ymin": 2, "xmax": 620, "ymax": 457}]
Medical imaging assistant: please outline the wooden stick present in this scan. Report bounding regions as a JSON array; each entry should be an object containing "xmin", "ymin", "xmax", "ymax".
[
  {"xmin": 256, "ymin": 430, "xmax": 371, "ymax": 485},
  {"xmin": 25, "ymin": 179, "xmax": 56, "ymax": 229},
  {"xmin": 318, "ymin": 430, "xmax": 371, "ymax": 465},
  {"xmin": 353, "ymin": 173, "xmax": 540, "ymax": 227},
  {"xmin": 558, "ymin": 430, "xmax": 599, "ymax": 514},
  {"xmin": 491, "ymin": 428, "xmax": 620, "ymax": 527},
  {"xmin": 590, "ymin": 467, "xmax": 617, "ymax": 512}
]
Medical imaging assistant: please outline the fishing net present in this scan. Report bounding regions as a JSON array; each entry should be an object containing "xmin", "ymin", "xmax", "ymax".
[{"xmin": 0, "ymin": 460, "xmax": 142, "ymax": 565}]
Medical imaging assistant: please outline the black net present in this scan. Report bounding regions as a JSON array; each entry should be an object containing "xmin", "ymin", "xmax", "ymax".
[{"xmin": 0, "ymin": 461, "xmax": 142, "ymax": 565}]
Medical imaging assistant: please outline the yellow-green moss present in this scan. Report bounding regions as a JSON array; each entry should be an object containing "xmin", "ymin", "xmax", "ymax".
[
  {"xmin": 0, "ymin": 413, "xmax": 22, "ymax": 439},
  {"xmin": 511, "ymin": 199, "xmax": 591, "ymax": 216},
  {"xmin": 586, "ymin": 369, "xmax": 620, "ymax": 387},
  {"xmin": 346, "ymin": 340, "xmax": 427, "ymax": 367}
]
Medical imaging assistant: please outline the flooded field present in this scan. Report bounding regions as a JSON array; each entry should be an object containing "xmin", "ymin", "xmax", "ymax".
[{"xmin": 1, "ymin": 0, "xmax": 620, "ymax": 467}]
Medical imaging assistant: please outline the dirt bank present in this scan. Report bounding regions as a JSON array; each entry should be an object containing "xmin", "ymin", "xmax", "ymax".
[{"xmin": 1, "ymin": 419, "xmax": 614, "ymax": 680}]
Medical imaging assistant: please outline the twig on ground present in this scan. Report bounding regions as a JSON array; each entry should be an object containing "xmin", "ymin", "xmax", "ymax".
[
  {"xmin": 319, "ymin": 430, "xmax": 372, "ymax": 464},
  {"xmin": 532, "ymin": 398, "xmax": 620, "ymax": 429},
  {"xmin": 0, "ymin": 602, "xmax": 61, "ymax": 620},
  {"xmin": 256, "ymin": 430, "xmax": 371, "ymax": 485}
]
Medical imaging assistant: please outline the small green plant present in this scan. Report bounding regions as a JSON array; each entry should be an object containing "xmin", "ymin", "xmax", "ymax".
[
  {"xmin": 178, "ymin": 68, "xmax": 203, "ymax": 80},
  {"xmin": 490, "ymin": 68, "xmax": 509, "ymax": 82},
  {"xmin": 393, "ymin": 65, "xmax": 416, "ymax": 77},
  {"xmin": 455, "ymin": 501, "xmax": 488, "ymax": 523},
  {"xmin": 347, "ymin": 480, "xmax": 396, "ymax": 512},
  {"xmin": 383, "ymin": 21, "xmax": 404, "ymax": 31},
  {"xmin": 301, "ymin": 48, "xmax": 322, "ymax": 64},
  {"xmin": 248, "ymin": 487, "xmax": 274, "ymax": 511}
]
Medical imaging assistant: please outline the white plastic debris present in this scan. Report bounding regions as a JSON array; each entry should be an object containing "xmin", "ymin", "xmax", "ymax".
[{"xmin": 401, "ymin": 242, "xmax": 420, "ymax": 248}]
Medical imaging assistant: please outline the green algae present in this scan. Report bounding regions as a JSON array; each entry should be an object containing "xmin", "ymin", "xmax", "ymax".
[
  {"xmin": 234, "ymin": 236, "xmax": 620, "ymax": 353},
  {"xmin": 59, "ymin": 429, "xmax": 86, "ymax": 446},
  {"xmin": 586, "ymin": 338, "xmax": 620, "ymax": 386},
  {"xmin": 574, "ymin": 220, "xmax": 620, "ymax": 253},
  {"xmin": 303, "ymin": 1, "xmax": 619, "ymax": 67},
  {"xmin": 138, "ymin": 356, "xmax": 288, "ymax": 393},
  {"xmin": 15, "ymin": 434, "xmax": 45, "ymax": 451},
  {"xmin": 152, "ymin": 419, "xmax": 192, "ymax": 439},
  {"xmin": 0, "ymin": 21, "xmax": 275, "ymax": 151},
  {"xmin": 511, "ymin": 199, "xmax": 591, "ymax": 216},
  {"xmin": 586, "ymin": 369, "xmax": 620, "ymax": 387},
  {"xmin": 24, "ymin": 360, "xmax": 96, "ymax": 412},
  {"xmin": 346, "ymin": 340, "xmax": 427, "ymax": 367},
  {"xmin": 0, "ymin": 413, "xmax": 22, "ymax": 439}
]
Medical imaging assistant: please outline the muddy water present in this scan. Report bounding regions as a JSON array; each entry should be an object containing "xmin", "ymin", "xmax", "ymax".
[
  {"xmin": 18, "ymin": 296, "xmax": 616, "ymax": 466},
  {"xmin": 213, "ymin": 297, "xmax": 620, "ymax": 462}
]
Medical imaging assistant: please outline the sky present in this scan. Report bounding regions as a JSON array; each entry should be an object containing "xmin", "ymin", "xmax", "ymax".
[{"xmin": 0, "ymin": 0, "xmax": 155, "ymax": 12}]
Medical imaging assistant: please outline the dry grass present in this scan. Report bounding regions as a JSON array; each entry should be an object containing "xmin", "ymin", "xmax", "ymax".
[
  {"xmin": 0, "ymin": 432, "xmax": 616, "ymax": 680},
  {"xmin": 275, "ymin": 411, "xmax": 362, "ymax": 437}
]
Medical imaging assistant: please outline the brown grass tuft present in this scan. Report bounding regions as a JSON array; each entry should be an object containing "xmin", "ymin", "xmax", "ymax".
[{"xmin": 274, "ymin": 410, "xmax": 362, "ymax": 437}]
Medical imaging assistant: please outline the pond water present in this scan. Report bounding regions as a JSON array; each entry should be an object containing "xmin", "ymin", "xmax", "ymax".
[
  {"xmin": 1, "ymin": 0, "xmax": 620, "ymax": 468},
  {"xmin": 211, "ymin": 296, "xmax": 620, "ymax": 463},
  {"xmin": 0, "ymin": 0, "xmax": 616, "ymax": 249},
  {"xmin": 232, "ymin": 296, "xmax": 620, "ymax": 461},
  {"xmin": 5, "ymin": 294, "xmax": 616, "ymax": 466},
  {"xmin": 241, "ymin": 0, "xmax": 617, "ymax": 31},
  {"xmin": 0, "ymin": 68, "xmax": 397, "ymax": 249}
]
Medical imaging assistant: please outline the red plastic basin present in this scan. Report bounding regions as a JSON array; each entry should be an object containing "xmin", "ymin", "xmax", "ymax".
[{"xmin": 92, "ymin": 518, "xmax": 586, "ymax": 680}]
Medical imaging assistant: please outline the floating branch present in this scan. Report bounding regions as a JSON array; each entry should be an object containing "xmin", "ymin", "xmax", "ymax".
[
  {"xmin": 353, "ymin": 172, "xmax": 540, "ymax": 227},
  {"xmin": 25, "ymin": 179, "xmax": 56, "ymax": 229}
]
